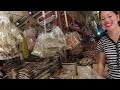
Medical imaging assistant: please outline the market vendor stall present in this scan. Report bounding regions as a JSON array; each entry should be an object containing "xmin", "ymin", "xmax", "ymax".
[{"xmin": 0, "ymin": 11, "xmax": 108, "ymax": 79}]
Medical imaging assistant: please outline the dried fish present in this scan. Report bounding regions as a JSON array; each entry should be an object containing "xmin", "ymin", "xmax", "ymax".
[
  {"xmin": 82, "ymin": 50, "xmax": 98, "ymax": 61},
  {"xmin": 79, "ymin": 58, "xmax": 93, "ymax": 66},
  {"xmin": 15, "ymin": 58, "xmax": 60, "ymax": 79}
]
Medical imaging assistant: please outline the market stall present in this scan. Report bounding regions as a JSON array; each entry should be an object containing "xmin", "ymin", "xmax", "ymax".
[{"xmin": 0, "ymin": 11, "xmax": 108, "ymax": 79}]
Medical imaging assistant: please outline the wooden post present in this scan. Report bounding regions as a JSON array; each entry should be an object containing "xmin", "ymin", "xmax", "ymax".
[
  {"xmin": 55, "ymin": 11, "xmax": 58, "ymax": 19},
  {"xmin": 64, "ymin": 11, "xmax": 68, "ymax": 27},
  {"xmin": 57, "ymin": 11, "xmax": 62, "ymax": 30},
  {"xmin": 42, "ymin": 11, "xmax": 46, "ymax": 33}
]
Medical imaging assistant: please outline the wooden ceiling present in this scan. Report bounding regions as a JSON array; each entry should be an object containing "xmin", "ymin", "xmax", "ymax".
[
  {"xmin": 0, "ymin": 11, "xmax": 97, "ymax": 23},
  {"xmin": 80, "ymin": 11, "xmax": 97, "ymax": 16}
]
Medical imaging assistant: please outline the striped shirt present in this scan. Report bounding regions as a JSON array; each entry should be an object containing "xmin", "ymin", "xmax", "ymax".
[{"xmin": 96, "ymin": 35, "xmax": 120, "ymax": 79}]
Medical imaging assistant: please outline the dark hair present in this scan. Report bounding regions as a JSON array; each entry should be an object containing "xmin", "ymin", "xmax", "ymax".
[{"xmin": 99, "ymin": 11, "xmax": 119, "ymax": 18}]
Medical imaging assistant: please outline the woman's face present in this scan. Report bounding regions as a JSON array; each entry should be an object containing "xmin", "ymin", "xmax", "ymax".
[{"xmin": 100, "ymin": 11, "xmax": 119, "ymax": 31}]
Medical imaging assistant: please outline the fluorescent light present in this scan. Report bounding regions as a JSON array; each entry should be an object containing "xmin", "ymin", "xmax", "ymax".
[
  {"xmin": 28, "ymin": 11, "xmax": 32, "ymax": 15},
  {"xmin": 97, "ymin": 32, "xmax": 100, "ymax": 35}
]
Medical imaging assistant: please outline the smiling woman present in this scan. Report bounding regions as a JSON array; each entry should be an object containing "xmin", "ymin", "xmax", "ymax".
[
  {"xmin": 99, "ymin": 11, "xmax": 119, "ymax": 32},
  {"xmin": 96, "ymin": 11, "xmax": 120, "ymax": 79}
]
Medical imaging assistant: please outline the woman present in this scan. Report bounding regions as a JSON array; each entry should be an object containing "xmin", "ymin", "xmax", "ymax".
[{"xmin": 97, "ymin": 11, "xmax": 120, "ymax": 79}]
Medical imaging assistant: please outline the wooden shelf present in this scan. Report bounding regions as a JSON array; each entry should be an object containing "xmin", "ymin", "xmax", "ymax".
[
  {"xmin": 17, "ymin": 19, "xmax": 29, "ymax": 28},
  {"xmin": 32, "ymin": 11, "xmax": 42, "ymax": 18}
]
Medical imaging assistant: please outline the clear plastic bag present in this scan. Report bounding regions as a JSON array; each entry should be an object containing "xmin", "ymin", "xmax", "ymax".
[
  {"xmin": 77, "ymin": 66, "xmax": 105, "ymax": 79},
  {"xmin": 23, "ymin": 27, "xmax": 37, "ymax": 50},
  {"xmin": 0, "ymin": 11, "xmax": 23, "ymax": 60},
  {"xmin": 65, "ymin": 31, "xmax": 82, "ymax": 50},
  {"xmin": 32, "ymin": 26, "xmax": 67, "ymax": 58}
]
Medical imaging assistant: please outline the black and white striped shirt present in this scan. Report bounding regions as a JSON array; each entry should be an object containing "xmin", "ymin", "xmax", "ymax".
[{"xmin": 96, "ymin": 35, "xmax": 120, "ymax": 79}]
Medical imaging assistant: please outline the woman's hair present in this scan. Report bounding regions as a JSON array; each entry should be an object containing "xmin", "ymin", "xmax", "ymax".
[{"xmin": 99, "ymin": 11, "xmax": 119, "ymax": 18}]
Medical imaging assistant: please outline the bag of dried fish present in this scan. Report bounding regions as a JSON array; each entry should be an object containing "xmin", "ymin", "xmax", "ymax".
[
  {"xmin": 0, "ymin": 12, "xmax": 23, "ymax": 60},
  {"xmin": 65, "ymin": 31, "xmax": 82, "ymax": 50},
  {"xmin": 32, "ymin": 26, "xmax": 67, "ymax": 58},
  {"xmin": 77, "ymin": 66, "xmax": 105, "ymax": 79}
]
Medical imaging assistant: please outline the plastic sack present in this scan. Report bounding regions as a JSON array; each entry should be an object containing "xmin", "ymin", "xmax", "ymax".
[
  {"xmin": 0, "ymin": 11, "xmax": 23, "ymax": 60},
  {"xmin": 23, "ymin": 27, "xmax": 37, "ymax": 50},
  {"xmin": 32, "ymin": 26, "xmax": 67, "ymax": 58},
  {"xmin": 77, "ymin": 66, "xmax": 105, "ymax": 79}
]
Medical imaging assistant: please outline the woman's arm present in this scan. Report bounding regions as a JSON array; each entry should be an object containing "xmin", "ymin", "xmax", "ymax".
[{"xmin": 97, "ymin": 52, "xmax": 106, "ymax": 77}]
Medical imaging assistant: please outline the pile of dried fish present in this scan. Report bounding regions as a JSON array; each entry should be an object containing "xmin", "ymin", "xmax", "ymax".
[
  {"xmin": 3, "ymin": 60, "xmax": 22, "ymax": 73},
  {"xmin": 16, "ymin": 58, "xmax": 60, "ymax": 79},
  {"xmin": 17, "ymin": 69, "xmax": 30, "ymax": 79},
  {"xmin": 32, "ymin": 26, "xmax": 67, "ymax": 58},
  {"xmin": 82, "ymin": 50, "xmax": 98, "ymax": 61},
  {"xmin": 33, "ymin": 64, "xmax": 58, "ymax": 79},
  {"xmin": 79, "ymin": 58, "xmax": 94, "ymax": 66}
]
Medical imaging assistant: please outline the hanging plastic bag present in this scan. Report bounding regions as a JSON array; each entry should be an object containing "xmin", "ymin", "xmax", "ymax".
[
  {"xmin": 65, "ymin": 31, "xmax": 82, "ymax": 50},
  {"xmin": 0, "ymin": 11, "xmax": 23, "ymax": 60},
  {"xmin": 32, "ymin": 26, "xmax": 67, "ymax": 58}
]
